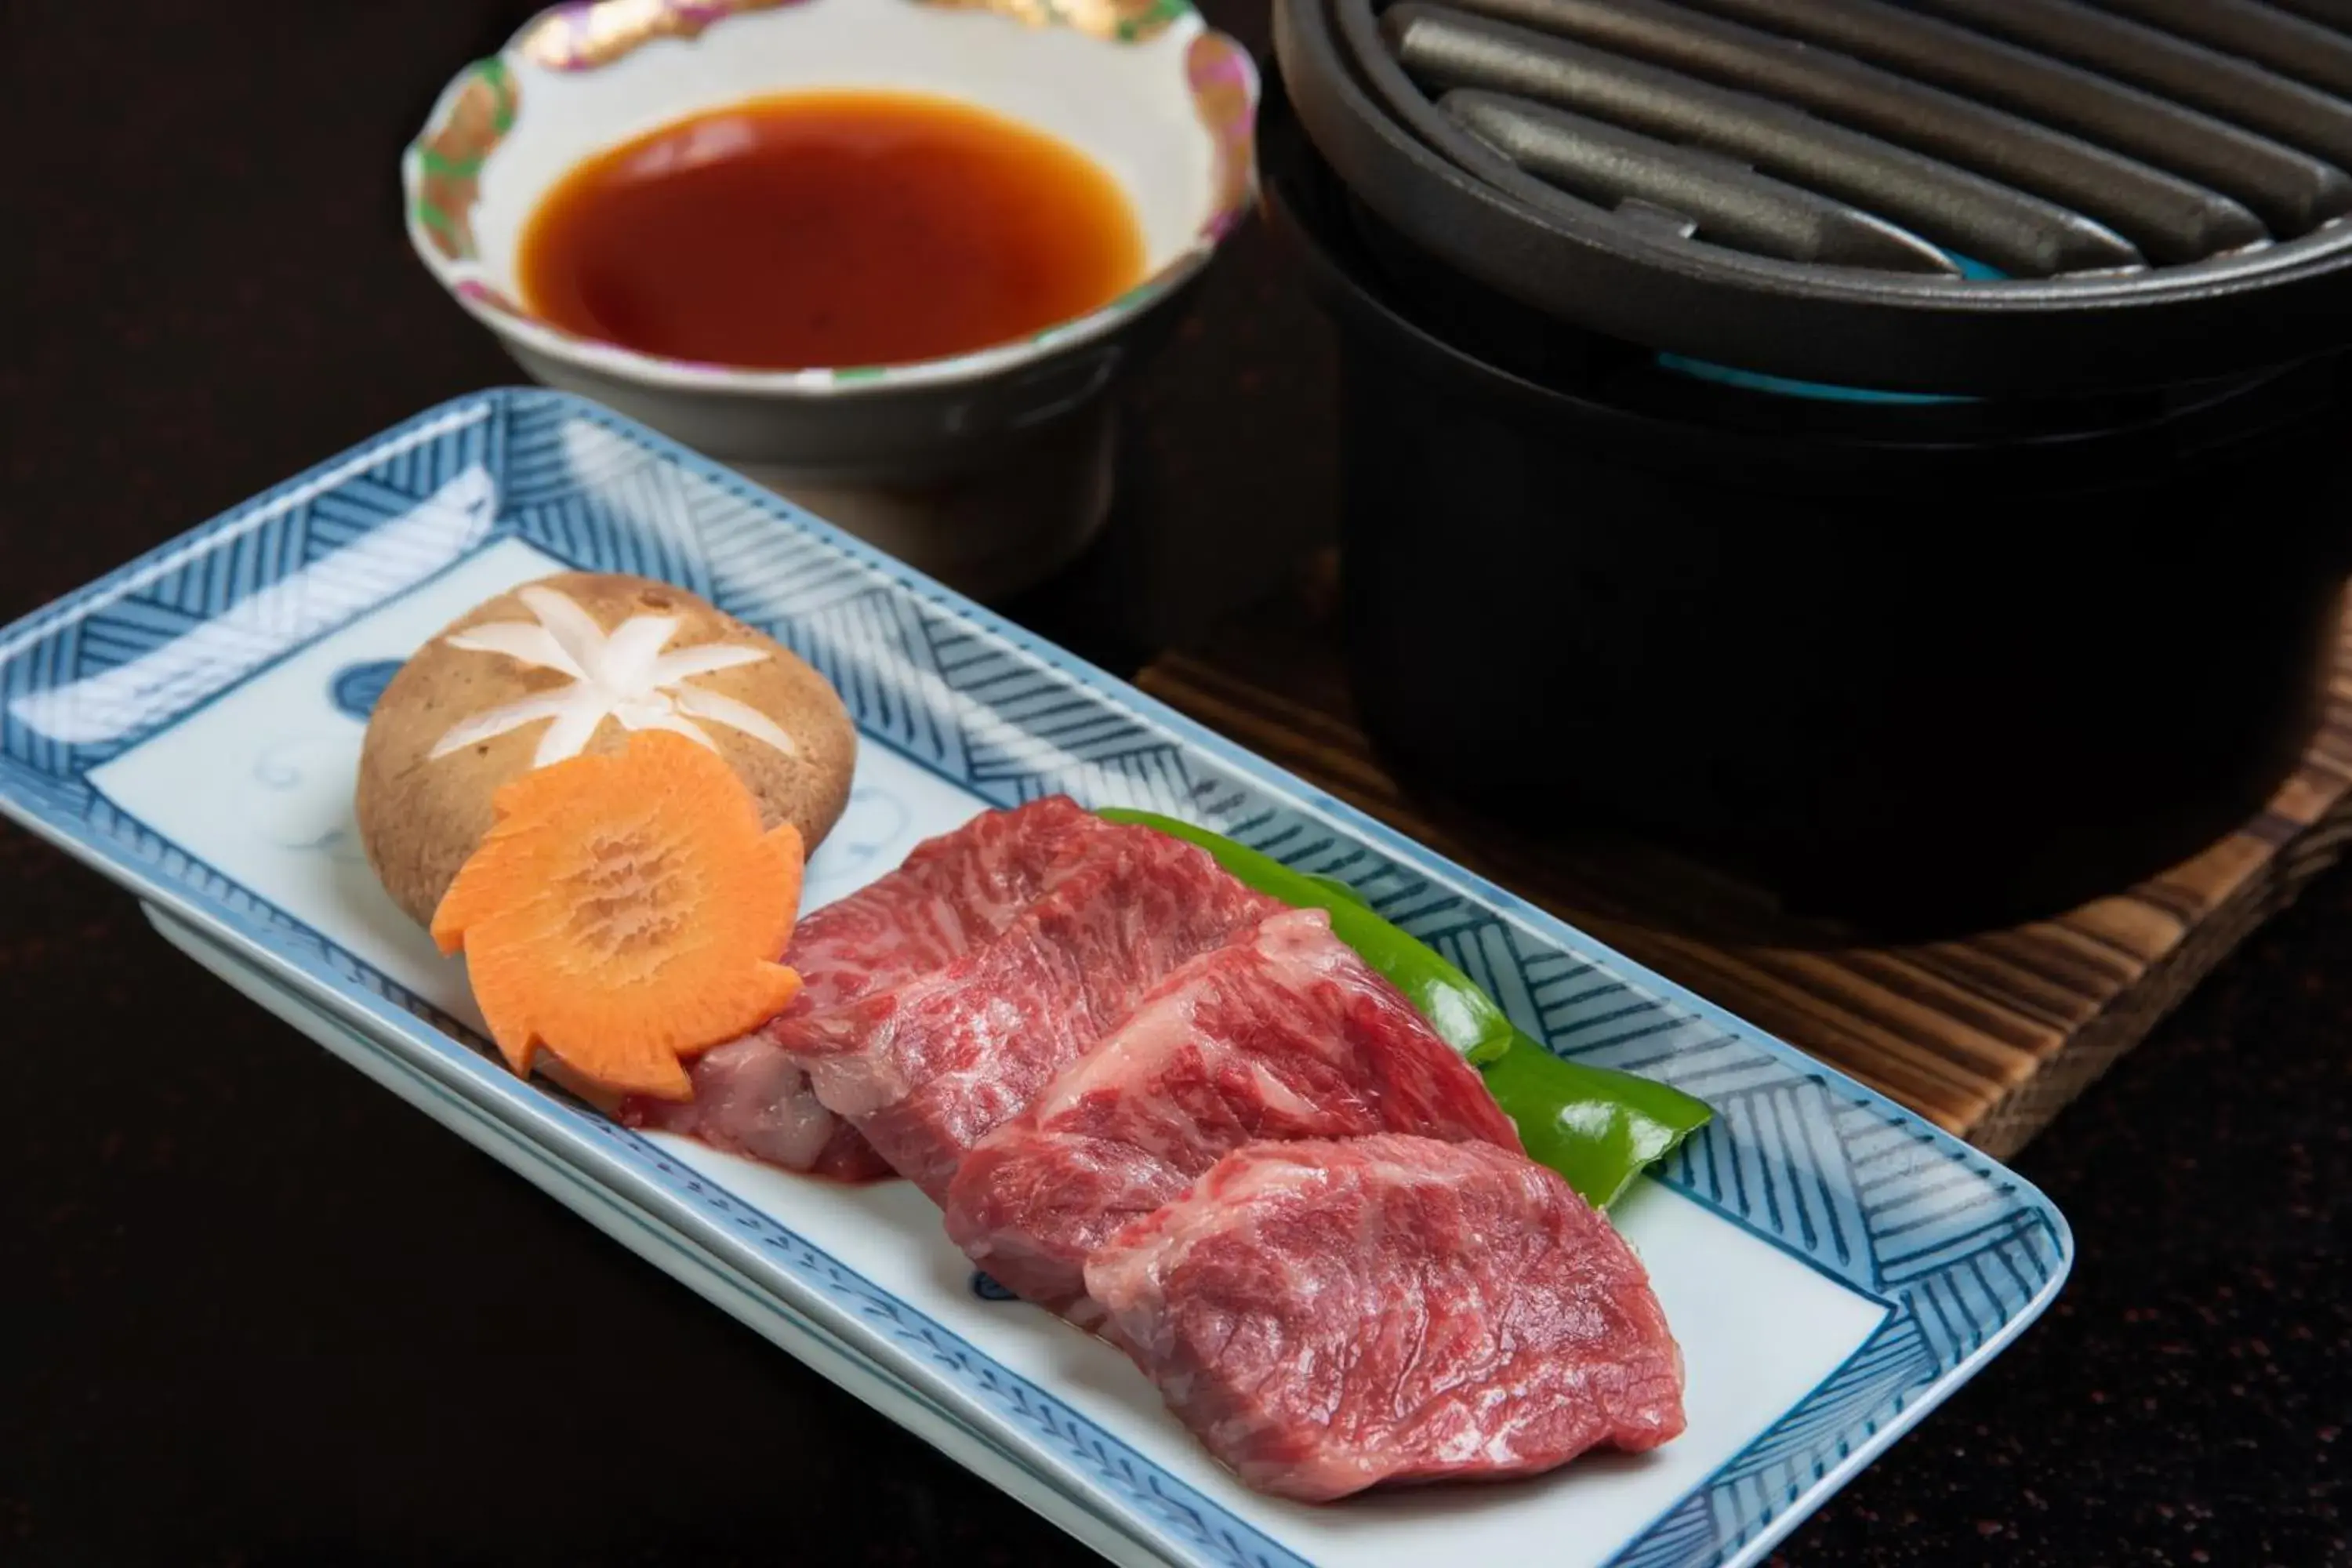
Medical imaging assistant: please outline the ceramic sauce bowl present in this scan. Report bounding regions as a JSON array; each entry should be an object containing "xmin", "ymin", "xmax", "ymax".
[{"xmin": 404, "ymin": 0, "xmax": 1258, "ymax": 598}]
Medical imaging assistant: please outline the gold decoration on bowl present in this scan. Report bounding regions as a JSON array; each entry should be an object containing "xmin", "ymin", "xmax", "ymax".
[
  {"xmin": 412, "ymin": 60, "xmax": 518, "ymax": 263},
  {"xmin": 519, "ymin": 0, "xmax": 805, "ymax": 71},
  {"xmin": 916, "ymin": 0, "xmax": 1192, "ymax": 45}
]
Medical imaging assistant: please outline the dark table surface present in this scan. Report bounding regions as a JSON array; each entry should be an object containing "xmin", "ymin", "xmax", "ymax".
[{"xmin": 5, "ymin": 4, "xmax": 2347, "ymax": 1564}]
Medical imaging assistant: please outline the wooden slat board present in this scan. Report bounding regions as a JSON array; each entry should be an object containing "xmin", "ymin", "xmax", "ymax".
[{"xmin": 1138, "ymin": 555, "xmax": 2352, "ymax": 1157}]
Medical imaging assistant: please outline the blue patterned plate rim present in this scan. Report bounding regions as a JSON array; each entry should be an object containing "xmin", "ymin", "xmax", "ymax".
[{"xmin": 0, "ymin": 388, "xmax": 2072, "ymax": 1568}]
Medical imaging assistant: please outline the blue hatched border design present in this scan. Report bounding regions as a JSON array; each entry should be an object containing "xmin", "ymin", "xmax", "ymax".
[{"xmin": 0, "ymin": 390, "xmax": 2071, "ymax": 1568}]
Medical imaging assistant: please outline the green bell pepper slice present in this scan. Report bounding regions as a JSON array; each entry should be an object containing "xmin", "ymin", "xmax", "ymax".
[
  {"xmin": 1479, "ymin": 1029, "xmax": 1711, "ymax": 1208},
  {"xmin": 1096, "ymin": 808, "xmax": 1713, "ymax": 1207}
]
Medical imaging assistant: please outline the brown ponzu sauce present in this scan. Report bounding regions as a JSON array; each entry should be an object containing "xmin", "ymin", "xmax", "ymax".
[{"xmin": 518, "ymin": 89, "xmax": 1146, "ymax": 371}]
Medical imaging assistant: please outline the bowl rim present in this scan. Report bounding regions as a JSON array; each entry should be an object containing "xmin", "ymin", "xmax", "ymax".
[{"xmin": 401, "ymin": 0, "xmax": 1261, "ymax": 399}]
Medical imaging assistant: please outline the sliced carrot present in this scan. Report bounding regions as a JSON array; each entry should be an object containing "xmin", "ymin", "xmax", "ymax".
[{"xmin": 430, "ymin": 728, "xmax": 805, "ymax": 1101}]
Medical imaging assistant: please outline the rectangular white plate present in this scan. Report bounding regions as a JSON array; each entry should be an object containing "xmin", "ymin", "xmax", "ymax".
[{"xmin": 0, "ymin": 389, "xmax": 2070, "ymax": 1568}]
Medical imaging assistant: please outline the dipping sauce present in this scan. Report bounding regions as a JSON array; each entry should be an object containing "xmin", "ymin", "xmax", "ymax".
[{"xmin": 518, "ymin": 90, "xmax": 1149, "ymax": 371}]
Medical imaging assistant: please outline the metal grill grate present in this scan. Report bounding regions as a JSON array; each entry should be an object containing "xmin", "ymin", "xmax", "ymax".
[{"xmin": 1359, "ymin": 0, "xmax": 2352, "ymax": 278}]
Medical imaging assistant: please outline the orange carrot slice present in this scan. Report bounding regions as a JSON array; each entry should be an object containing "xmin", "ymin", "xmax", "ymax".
[{"xmin": 430, "ymin": 728, "xmax": 805, "ymax": 1101}]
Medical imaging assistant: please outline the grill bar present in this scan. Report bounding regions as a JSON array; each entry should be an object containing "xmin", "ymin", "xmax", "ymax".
[
  {"xmin": 1487, "ymin": 0, "xmax": 2352, "ymax": 240},
  {"xmin": 2090, "ymin": 0, "xmax": 2352, "ymax": 100},
  {"xmin": 2265, "ymin": 0, "xmax": 2352, "ymax": 31},
  {"xmin": 1910, "ymin": 0, "xmax": 2352, "ymax": 172},
  {"xmin": 1384, "ymin": 6, "xmax": 2143, "ymax": 274},
  {"xmin": 1385, "ymin": 1, "xmax": 2209, "ymax": 267},
  {"xmin": 1273, "ymin": 0, "xmax": 2352, "ymax": 391},
  {"xmin": 1437, "ymin": 89, "xmax": 1963, "ymax": 272}
]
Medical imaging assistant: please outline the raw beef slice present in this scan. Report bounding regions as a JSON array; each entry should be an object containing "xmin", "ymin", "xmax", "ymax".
[
  {"xmin": 782, "ymin": 796, "xmax": 1117, "ymax": 1015},
  {"xmin": 1085, "ymin": 1134, "xmax": 1686, "ymax": 1503},
  {"xmin": 944, "ymin": 908, "xmax": 1522, "ymax": 1317},
  {"xmin": 625, "ymin": 796, "xmax": 1116, "ymax": 1178},
  {"xmin": 790, "ymin": 828, "xmax": 1284, "ymax": 1200},
  {"xmin": 631, "ymin": 1030, "xmax": 888, "ymax": 1179}
]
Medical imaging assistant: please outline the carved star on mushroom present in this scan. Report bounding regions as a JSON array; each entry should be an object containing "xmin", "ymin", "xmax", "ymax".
[{"xmin": 429, "ymin": 584, "xmax": 799, "ymax": 767}]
